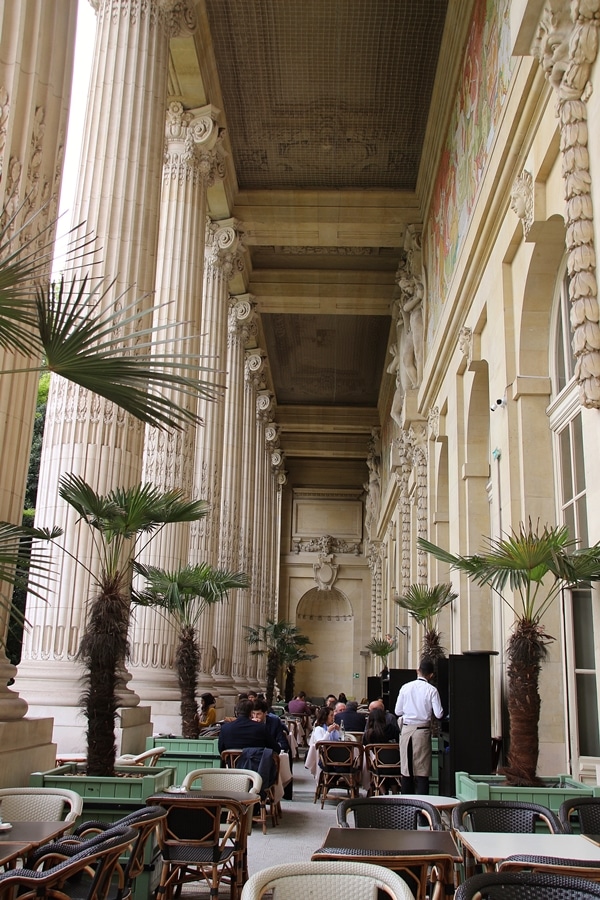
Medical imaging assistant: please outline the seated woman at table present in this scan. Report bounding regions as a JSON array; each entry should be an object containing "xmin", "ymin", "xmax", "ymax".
[
  {"xmin": 364, "ymin": 706, "xmax": 399, "ymax": 744},
  {"xmin": 310, "ymin": 706, "xmax": 341, "ymax": 743},
  {"xmin": 197, "ymin": 692, "xmax": 217, "ymax": 729}
]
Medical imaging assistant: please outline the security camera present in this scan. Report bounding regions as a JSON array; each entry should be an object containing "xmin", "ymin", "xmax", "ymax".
[{"xmin": 490, "ymin": 398, "xmax": 506, "ymax": 412}]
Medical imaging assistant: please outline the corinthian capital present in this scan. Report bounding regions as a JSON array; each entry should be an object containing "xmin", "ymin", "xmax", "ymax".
[
  {"xmin": 206, "ymin": 218, "xmax": 246, "ymax": 279},
  {"xmin": 158, "ymin": 0, "xmax": 197, "ymax": 37}
]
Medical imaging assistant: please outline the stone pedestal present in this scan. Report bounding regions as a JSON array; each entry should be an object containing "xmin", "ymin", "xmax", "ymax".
[
  {"xmin": 0, "ymin": 718, "xmax": 56, "ymax": 787},
  {"xmin": 116, "ymin": 706, "xmax": 153, "ymax": 756}
]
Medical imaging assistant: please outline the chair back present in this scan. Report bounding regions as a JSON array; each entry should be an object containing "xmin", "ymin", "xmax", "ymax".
[
  {"xmin": 221, "ymin": 748, "xmax": 243, "ymax": 769},
  {"xmin": 182, "ymin": 767, "xmax": 262, "ymax": 794},
  {"xmin": 455, "ymin": 870, "xmax": 600, "ymax": 899},
  {"xmin": 240, "ymin": 861, "xmax": 414, "ymax": 900},
  {"xmin": 559, "ymin": 796, "xmax": 600, "ymax": 834},
  {"xmin": 452, "ymin": 799, "xmax": 563, "ymax": 834},
  {"xmin": 337, "ymin": 796, "xmax": 443, "ymax": 831},
  {"xmin": 365, "ymin": 743, "xmax": 402, "ymax": 794},
  {"xmin": 115, "ymin": 747, "xmax": 166, "ymax": 767},
  {"xmin": 316, "ymin": 740, "xmax": 362, "ymax": 773},
  {"xmin": 499, "ymin": 854, "xmax": 600, "ymax": 883},
  {"xmin": 154, "ymin": 795, "xmax": 246, "ymax": 856},
  {"xmin": 0, "ymin": 786, "xmax": 83, "ymax": 826},
  {"xmin": 0, "ymin": 824, "xmax": 136, "ymax": 900}
]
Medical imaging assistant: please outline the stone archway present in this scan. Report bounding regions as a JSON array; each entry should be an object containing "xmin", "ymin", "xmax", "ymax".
[{"xmin": 295, "ymin": 587, "xmax": 354, "ymax": 701}]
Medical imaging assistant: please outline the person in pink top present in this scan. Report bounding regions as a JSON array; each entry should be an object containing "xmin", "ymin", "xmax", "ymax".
[
  {"xmin": 288, "ymin": 691, "xmax": 313, "ymax": 715},
  {"xmin": 395, "ymin": 658, "xmax": 443, "ymax": 795}
]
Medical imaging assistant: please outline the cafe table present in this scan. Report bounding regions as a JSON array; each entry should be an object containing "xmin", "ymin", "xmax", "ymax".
[
  {"xmin": 312, "ymin": 826, "xmax": 461, "ymax": 900},
  {"xmin": 456, "ymin": 831, "xmax": 600, "ymax": 873},
  {"xmin": 0, "ymin": 820, "xmax": 73, "ymax": 869}
]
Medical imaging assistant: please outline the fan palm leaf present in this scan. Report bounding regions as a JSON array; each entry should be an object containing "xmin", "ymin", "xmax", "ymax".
[
  {"xmin": 133, "ymin": 562, "xmax": 249, "ymax": 737},
  {"xmin": 245, "ymin": 620, "xmax": 316, "ymax": 708}
]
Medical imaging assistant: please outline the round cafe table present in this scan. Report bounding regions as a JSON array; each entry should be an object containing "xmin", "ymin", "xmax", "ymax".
[{"xmin": 407, "ymin": 794, "xmax": 459, "ymax": 827}]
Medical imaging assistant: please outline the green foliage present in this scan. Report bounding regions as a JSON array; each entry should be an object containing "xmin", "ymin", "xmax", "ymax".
[
  {"xmin": 245, "ymin": 620, "xmax": 316, "ymax": 707},
  {"xmin": 364, "ymin": 636, "xmax": 398, "ymax": 660}
]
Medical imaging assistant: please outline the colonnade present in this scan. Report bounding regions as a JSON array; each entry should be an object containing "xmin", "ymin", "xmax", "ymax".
[{"xmin": 0, "ymin": 0, "xmax": 285, "ymax": 747}]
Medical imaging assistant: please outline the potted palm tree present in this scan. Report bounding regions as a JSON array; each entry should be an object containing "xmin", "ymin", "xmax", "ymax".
[
  {"xmin": 134, "ymin": 562, "xmax": 249, "ymax": 738},
  {"xmin": 245, "ymin": 620, "xmax": 315, "ymax": 708},
  {"xmin": 393, "ymin": 583, "xmax": 456, "ymax": 664},
  {"xmin": 364, "ymin": 635, "xmax": 398, "ymax": 677},
  {"xmin": 420, "ymin": 521, "xmax": 600, "ymax": 800}
]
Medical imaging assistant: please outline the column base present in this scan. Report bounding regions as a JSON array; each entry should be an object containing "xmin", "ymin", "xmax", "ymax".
[{"xmin": 0, "ymin": 718, "xmax": 56, "ymax": 787}]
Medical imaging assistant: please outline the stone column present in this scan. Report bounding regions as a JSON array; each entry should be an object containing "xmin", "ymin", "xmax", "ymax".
[
  {"xmin": 129, "ymin": 101, "xmax": 225, "ymax": 721},
  {"xmin": 191, "ymin": 219, "xmax": 245, "ymax": 685},
  {"xmin": 0, "ymin": 0, "xmax": 77, "ymax": 774},
  {"xmin": 211, "ymin": 296, "xmax": 253, "ymax": 697},
  {"xmin": 231, "ymin": 348, "xmax": 265, "ymax": 689},
  {"xmin": 19, "ymin": 0, "xmax": 196, "ymax": 749},
  {"xmin": 248, "ymin": 392, "xmax": 273, "ymax": 686}
]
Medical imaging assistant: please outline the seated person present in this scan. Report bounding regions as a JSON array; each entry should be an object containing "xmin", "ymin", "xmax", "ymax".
[
  {"xmin": 334, "ymin": 700, "xmax": 366, "ymax": 731},
  {"xmin": 219, "ymin": 699, "xmax": 280, "ymax": 754},
  {"xmin": 197, "ymin": 692, "xmax": 217, "ymax": 729},
  {"xmin": 251, "ymin": 699, "xmax": 290, "ymax": 752},
  {"xmin": 364, "ymin": 706, "xmax": 399, "ymax": 744},
  {"xmin": 367, "ymin": 698, "xmax": 400, "ymax": 734},
  {"xmin": 310, "ymin": 705, "xmax": 341, "ymax": 743},
  {"xmin": 288, "ymin": 691, "xmax": 313, "ymax": 716}
]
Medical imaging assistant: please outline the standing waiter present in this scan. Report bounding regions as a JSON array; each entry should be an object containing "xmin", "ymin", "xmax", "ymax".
[{"xmin": 394, "ymin": 658, "xmax": 443, "ymax": 794}]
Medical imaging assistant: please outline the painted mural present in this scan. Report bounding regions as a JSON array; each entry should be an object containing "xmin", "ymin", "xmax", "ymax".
[{"xmin": 426, "ymin": 0, "xmax": 513, "ymax": 345}]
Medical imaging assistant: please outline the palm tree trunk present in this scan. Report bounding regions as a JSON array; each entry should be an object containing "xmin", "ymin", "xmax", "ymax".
[
  {"xmin": 78, "ymin": 580, "xmax": 129, "ymax": 776},
  {"xmin": 500, "ymin": 619, "xmax": 549, "ymax": 787},
  {"xmin": 177, "ymin": 625, "xmax": 200, "ymax": 738},
  {"xmin": 266, "ymin": 649, "xmax": 279, "ymax": 708},
  {"xmin": 284, "ymin": 664, "xmax": 295, "ymax": 702}
]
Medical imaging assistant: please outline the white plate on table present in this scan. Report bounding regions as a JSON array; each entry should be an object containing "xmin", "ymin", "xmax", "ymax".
[{"xmin": 0, "ymin": 823, "xmax": 12, "ymax": 832}]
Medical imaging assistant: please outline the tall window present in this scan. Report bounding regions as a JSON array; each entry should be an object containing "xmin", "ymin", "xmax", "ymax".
[{"xmin": 550, "ymin": 265, "xmax": 600, "ymax": 763}]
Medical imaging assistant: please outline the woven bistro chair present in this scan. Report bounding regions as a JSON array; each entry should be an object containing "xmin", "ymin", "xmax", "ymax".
[
  {"xmin": 498, "ymin": 854, "xmax": 600, "ymax": 882},
  {"xmin": 240, "ymin": 861, "xmax": 415, "ymax": 900},
  {"xmin": 220, "ymin": 750, "xmax": 280, "ymax": 833},
  {"xmin": 559, "ymin": 797, "xmax": 600, "ymax": 835},
  {"xmin": 452, "ymin": 799, "xmax": 563, "ymax": 834},
  {"xmin": 455, "ymin": 870, "xmax": 600, "ymax": 899},
  {"xmin": 364, "ymin": 742, "xmax": 402, "ymax": 795},
  {"xmin": 0, "ymin": 825, "xmax": 137, "ymax": 900},
  {"xmin": 0, "ymin": 787, "xmax": 83, "ymax": 828},
  {"xmin": 313, "ymin": 741, "xmax": 362, "ymax": 809},
  {"xmin": 337, "ymin": 795, "xmax": 444, "ymax": 831}
]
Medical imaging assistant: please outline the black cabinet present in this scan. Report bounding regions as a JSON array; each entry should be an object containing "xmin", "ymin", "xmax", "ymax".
[
  {"xmin": 368, "ymin": 669, "xmax": 416, "ymax": 711},
  {"xmin": 436, "ymin": 652, "xmax": 494, "ymax": 794}
]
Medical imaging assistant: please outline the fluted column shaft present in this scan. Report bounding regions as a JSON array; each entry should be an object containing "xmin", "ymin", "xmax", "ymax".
[
  {"xmin": 212, "ymin": 297, "xmax": 255, "ymax": 687},
  {"xmin": 192, "ymin": 220, "xmax": 244, "ymax": 678},
  {"xmin": 130, "ymin": 102, "xmax": 224, "ymax": 699},
  {"xmin": 231, "ymin": 348, "xmax": 264, "ymax": 687},
  {"xmin": 19, "ymin": 0, "xmax": 190, "ymax": 707},
  {"xmin": 0, "ymin": 0, "xmax": 77, "ymax": 718}
]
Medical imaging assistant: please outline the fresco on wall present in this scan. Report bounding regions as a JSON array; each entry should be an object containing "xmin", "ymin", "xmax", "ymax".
[{"xmin": 426, "ymin": 0, "xmax": 513, "ymax": 344}]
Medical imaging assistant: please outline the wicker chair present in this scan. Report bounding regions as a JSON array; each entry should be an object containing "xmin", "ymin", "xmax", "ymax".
[
  {"xmin": 337, "ymin": 795, "xmax": 443, "ymax": 831},
  {"xmin": 29, "ymin": 806, "xmax": 167, "ymax": 900},
  {"xmin": 559, "ymin": 797, "xmax": 600, "ymax": 835},
  {"xmin": 0, "ymin": 824, "xmax": 137, "ymax": 900},
  {"xmin": 115, "ymin": 747, "xmax": 166, "ymax": 767},
  {"xmin": 0, "ymin": 787, "xmax": 83, "ymax": 828},
  {"xmin": 455, "ymin": 870, "xmax": 600, "ymax": 899},
  {"xmin": 313, "ymin": 741, "xmax": 362, "ymax": 809},
  {"xmin": 364, "ymin": 742, "xmax": 402, "ymax": 795},
  {"xmin": 498, "ymin": 854, "xmax": 600, "ymax": 883},
  {"xmin": 240, "ymin": 861, "xmax": 415, "ymax": 900},
  {"xmin": 151, "ymin": 794, "xmax": 247, "ymax": 900},
  {"xmin": 452, "ymin": 799, "xmax": 563, "ymax": 834},
  {"xmin": 220, "ymin": 749, "xmax": 280, "ymax": 833},
  {"xmin": 181, "ymin": 767, "xmax": 262, "ymax": 843}
]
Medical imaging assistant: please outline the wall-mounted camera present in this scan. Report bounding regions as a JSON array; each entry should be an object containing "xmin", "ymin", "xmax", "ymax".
[{"xmin": 490, "ymin": 398, "xmax": 507, "ymax": 412}]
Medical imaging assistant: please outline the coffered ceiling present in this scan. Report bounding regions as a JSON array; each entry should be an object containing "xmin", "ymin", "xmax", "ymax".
[{"xmin": 171, "ymin": 0, "xmax": 471, "ymax": 472}]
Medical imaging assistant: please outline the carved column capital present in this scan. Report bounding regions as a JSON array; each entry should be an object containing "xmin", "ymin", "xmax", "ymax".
[{"xmin": 206, "ymin": 219, "xmax": 246, "ymax": 280}]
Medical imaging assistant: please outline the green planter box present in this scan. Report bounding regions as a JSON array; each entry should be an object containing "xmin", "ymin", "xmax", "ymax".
[
  {"xmin": 145, "ymin": 735, "xmax": 221, "ymax": 784},
  {"xmin": 455, "ymin": 771, "xmax": 600, "ymax": 812}
]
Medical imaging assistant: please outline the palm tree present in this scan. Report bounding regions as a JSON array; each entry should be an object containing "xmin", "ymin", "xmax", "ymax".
[
  {"xmin": 419, "ymin": 522, "xmax": 600, "ymax": 786},
  {"xmin": 58, "ymin": 473, "xmax": 209, "ymax": 776},
  {"xmin": 364, "ymin": 635, "xmax": 398, "ymax": 675},
  {"xmin": 245, "ymin": 620, "xmax": 316, "ymax": 708},
  {"xmin": 133, "ymin": 563, "xmax": 249, "ymax": 738},
  {"xmin": 281, "ymin": 641, "xmax": 317, "ymax": 702},
  {"xmin": 393, "ymin": 583, "xmax": 456, "ymax": 663}
]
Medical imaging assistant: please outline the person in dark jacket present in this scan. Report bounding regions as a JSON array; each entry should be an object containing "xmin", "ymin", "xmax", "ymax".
[
  {"xmin": 334, "ymin": 700, "xmax": 367, "ymax": 732},
  {"xmin": 218, "ymin": 699, "xmax": 280, "ymax": 755}
]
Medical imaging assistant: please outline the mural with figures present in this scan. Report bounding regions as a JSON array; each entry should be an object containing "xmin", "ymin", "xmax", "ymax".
[{"xmin": 426, "ymin": 0, "xmax": 513, "ymax": 344}]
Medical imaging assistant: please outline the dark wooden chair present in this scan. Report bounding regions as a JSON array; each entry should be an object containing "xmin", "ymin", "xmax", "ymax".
[
  {"xmin": 337, "ymin": 795, "xmax": 443, "ymax": 831},
  {"xmin": 455, "ymin": 870, "xmax": 600, "ymax": 899},
  {"xmin": 364, "ymin": 742, "xmax": 402, "ymax": 795},
  {"xmin": 559, "ymin": 796, "xmax": 600, "ymax": 835},
  {"xmin": 313, "ymin": 741, "xmax": 362, "ymax": 809}
]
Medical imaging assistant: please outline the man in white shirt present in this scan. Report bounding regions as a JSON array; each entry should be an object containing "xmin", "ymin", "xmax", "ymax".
[{"xmin": 394, "ymin": 658, "xmax": 443, "ymax": 795}]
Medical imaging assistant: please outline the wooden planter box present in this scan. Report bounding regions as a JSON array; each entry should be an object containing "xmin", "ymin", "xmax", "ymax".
[
  {"xmin": 145, "ymin": 735, "xmax": 221, "ymax": 784},
  {"xmin": 455, "ymin": 771, "xmax": 600, "ymax": 812}
]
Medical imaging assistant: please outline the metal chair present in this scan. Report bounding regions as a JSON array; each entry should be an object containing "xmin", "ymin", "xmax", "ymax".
[
  {"xmin": 0, "ymin": 825, "xmax": 137, "ymax": 900},
  {"xmin": 499, "ymin": 854, "xmax": 600, "ymax": 883},
  {"xmin": 455, "ymin": 870, "xmax": 600, "ymax": 899},
  {"xmin": 313, "ymin": 741, "xmax": 362, "ymax": 809},
  {"xmin": 152, "ymin": 794, "xmax": 247, "ymax": 900},
  {"xmin": 364, "ymin": 742, "xmax": 402, "ymax": 795},
  {"xmin": 452, "ymin": 799, "xmax": 563, "ymax": 834},
  {"xmin": 29, "ymin": 806, "xmax": 167, "ymax": 900},
  {"xmin": 240, "ymin": 861, "xmax": 415, "ymax": 900},
  {"xmin": 559, "ymin": 796, "xmax": 600, "ymax": 834},
  {"xmin": 337, "ymin": 795, "xmax": 444, "ymax": 830},
  {"xmin": 0, "ymin": 787, "xmax": 83, "ymax": 828}
]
